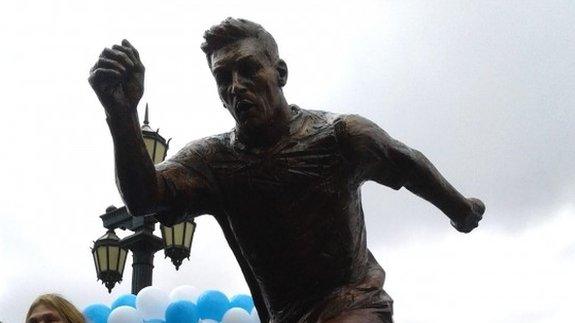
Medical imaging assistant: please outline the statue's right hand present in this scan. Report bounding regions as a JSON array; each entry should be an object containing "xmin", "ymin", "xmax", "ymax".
[
  {"xmin": 88, "ymin": 39, "xmax": 145, "ymax": 117},
  {"xmin": 450, "ymin": 198, "xmax": 485, "ymax": 233}
]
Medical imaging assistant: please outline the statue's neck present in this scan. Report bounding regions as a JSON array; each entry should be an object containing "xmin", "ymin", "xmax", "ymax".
[{"xmin": 236, "ymin": 101, "xmax": 293, "ymax": 151}]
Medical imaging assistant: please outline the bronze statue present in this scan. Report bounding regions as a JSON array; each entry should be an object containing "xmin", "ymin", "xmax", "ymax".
[{"xmin": 89, "ymin": 18, "xmax": 485, "ymax": 323}]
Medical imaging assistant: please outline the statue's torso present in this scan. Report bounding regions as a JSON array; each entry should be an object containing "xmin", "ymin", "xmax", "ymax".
[{"xmin": 171, "ymin": 107, "xmax": 391, "ymax": 321}]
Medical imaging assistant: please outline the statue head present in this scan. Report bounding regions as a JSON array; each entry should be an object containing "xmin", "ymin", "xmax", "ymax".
[{"xmin": 201, "ymin": 18, "xmax": 289, "ymax": 135}]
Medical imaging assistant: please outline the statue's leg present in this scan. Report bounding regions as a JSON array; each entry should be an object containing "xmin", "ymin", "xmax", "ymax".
[{"xmin": 323, "ymin": 308, "xmax": 393, "ymax": 323}]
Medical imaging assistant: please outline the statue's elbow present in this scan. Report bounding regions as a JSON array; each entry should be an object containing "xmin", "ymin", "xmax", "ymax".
[
  {"xmin": 115, "ymin": 175, "xmax": 163, "ymax": 217},
  {"xmin": 397, "ymin": 149, "xmax": 428, "ymax": 189},
  {"xmin": 409, "ymin": 149, "xmax": 428, "ymax": 165},
  {"xmin": 123, "ymin": 195, "xmax": 159, "ymax": 217},
  {"xmin": 127, "ymin": 203, "xmax": 160, "ymax": 217}
]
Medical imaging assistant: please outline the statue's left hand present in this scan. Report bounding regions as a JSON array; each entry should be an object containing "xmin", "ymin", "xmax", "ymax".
[{"xmin": 450, "ymin": 198, "xmax": 485, "ymax": 233}]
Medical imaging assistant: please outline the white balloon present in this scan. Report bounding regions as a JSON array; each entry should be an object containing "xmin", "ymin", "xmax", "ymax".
[
  {"xmin": 222, "ymin": 308, "xmax": 251, "ymax": 323},
  {"xmin": 200, "ymin": 320, "xmax": 219, "ymax": 323},
  {"xmin": 136, "ymin": 286, "xmax": 170, "ymax": 320},
  {"xmin": 108, "ymin": 306, "xmax": 143, "ymax": 323},
  {"xmin": 169, "ymin": 285, "xmax": 201, "ymax": 303},
  {"xmin": 250, "ymin": 308, "xmax": 260, "ymax": 323}
]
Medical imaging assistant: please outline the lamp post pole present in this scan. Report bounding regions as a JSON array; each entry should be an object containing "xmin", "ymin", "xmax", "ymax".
[{"xmin": 124, "ymin": 222, "xmax": 163, "ymax": 294}]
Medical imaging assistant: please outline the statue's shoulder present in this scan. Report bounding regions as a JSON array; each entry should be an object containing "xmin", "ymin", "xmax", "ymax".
[
  {"xmin": 295, "ymin": 107, "xmax": 372, "ymax": 137},
  {"xmin": 292, "ymin": 106, "xmax": 346, "ymax": 129},
  {"xmin": 295, "ymin": 106, "xmax": 337, "ymax": 122},
  {"xmin": 333, "ymin": 113, "xmax": 379, "ymax": 138},
  {"xmin": 169, "ymin": 131, "xmax": 234, "ymax": 164}
]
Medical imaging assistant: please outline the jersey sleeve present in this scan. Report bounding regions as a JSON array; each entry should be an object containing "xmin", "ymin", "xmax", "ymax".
[
  {"xmin": 154, "ymin": 140, "xmax": 216, "ymax": 226},
  {"xmin": 334, "ymin": 114, "xmax": 414, "ymax": 190}
]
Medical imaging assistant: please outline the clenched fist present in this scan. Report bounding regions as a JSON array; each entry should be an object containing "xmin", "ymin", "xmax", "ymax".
[
  {"xmin": 89, "ymin": 39, "xmax": 145, "ymax": 117},
  {"xmin": 450, "ymin": 198, "xmax": 485, "ymax": 233}
]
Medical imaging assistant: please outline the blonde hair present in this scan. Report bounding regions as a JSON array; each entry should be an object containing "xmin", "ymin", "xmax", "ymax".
[{"xmin": 26, "ymin": 294, "xmax": 85, "ymax": 323}]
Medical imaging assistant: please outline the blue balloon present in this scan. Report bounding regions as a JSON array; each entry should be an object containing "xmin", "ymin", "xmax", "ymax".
[
  {"xmin": 196, "ymin": 290, "xmax": 230, "ymax": 321},
  {"xmin": 229, "ymin": 294, "xmax": 254, "ymax": 313},
  {"xmin": 165, "ymin": 300, "xmax": 199, "ymax": 323},
  {"xmin": 111, "ymin": 294, "xmax": 137, "ymax": 310},
  {"xmin": 82, "ymin": 304, "xmax": 111, "ymax": 323}
]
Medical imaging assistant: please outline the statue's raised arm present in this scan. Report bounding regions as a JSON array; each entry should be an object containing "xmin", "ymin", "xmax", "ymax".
[
  {"xmin": 338, "ymin": 114, "xmax": 485, "ymax": 233},
  {"xmin": 88, "ymin": 40, "xmax": 211, "ymax": 223}
]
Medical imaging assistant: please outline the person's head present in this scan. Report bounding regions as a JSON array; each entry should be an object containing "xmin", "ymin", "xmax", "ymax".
[
  {"xmin": 201, "ymin": 18, "xmax": 289, "ymax": 135},
  {"xmin": 26, "ymin": 294, "xmax": 85, "ymax": 323}
]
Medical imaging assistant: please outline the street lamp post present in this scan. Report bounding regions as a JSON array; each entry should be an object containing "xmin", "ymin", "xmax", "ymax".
[{"xmin": 92, "ymin": 104, "xmax": 196, "ymax": 294}]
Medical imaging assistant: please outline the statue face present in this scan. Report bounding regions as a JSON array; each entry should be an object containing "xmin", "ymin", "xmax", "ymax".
[
  {"xmin": 27, "ymin": 304, "xmax": 66, "ymax": 323},
  {"xmin": 210, "ymin": 38, "xmax": 283, "ymax": 133}
]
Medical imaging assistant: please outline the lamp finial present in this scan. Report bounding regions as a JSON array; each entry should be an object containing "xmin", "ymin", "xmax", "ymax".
[{"xmin": 144, "ymin": 103, "xmax": 150, "ymax": 125}]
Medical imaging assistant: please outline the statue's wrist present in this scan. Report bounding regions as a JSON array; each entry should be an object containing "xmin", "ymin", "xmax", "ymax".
[
  {"xmin": 449, "ymin": 214, "xmax": 464, "ymax": 225},
  {"xmin": 106, "ymin": 107, "xmax": 140, "ymax": 133},
  {"xmin": 105, "ymin": 103, "xmax": 137, "ymax": 121},
  {"xmin": 448, "ymin": 200, "xmax": 472, "ymax": 223}
]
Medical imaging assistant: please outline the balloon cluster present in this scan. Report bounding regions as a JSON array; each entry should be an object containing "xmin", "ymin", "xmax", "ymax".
[{"xmin": 83, "ymin": 286, "xmax": 260, "ymax": 323}]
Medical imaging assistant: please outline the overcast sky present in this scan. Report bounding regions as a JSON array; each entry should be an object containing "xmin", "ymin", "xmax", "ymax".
[{"xmin": 0, "ymin": 1, "xmax": 574, "ymax": 322}]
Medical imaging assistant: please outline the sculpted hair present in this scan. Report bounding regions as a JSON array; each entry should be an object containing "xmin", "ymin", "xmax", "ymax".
[
  {"xmin": 201, "ymin": 17, "xmax": 279, "ymax": 66},
  {"xmin": 26, "ymin": 294, "xmax": 85, "ymax": 323}
]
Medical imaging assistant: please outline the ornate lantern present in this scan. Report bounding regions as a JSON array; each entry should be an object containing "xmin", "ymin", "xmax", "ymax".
[
  {"xmin": 141, "ymin": 103, "xmax": 171, "ymax": 164},
  {"xmin": 160, "ymin": 216, "xmax": 196, "ymax": 270},
  {"xmin": 92, "ymin": 229, "xmax": 128, "ymax": 293}
]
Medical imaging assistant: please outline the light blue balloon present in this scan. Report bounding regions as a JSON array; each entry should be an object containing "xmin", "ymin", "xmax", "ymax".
[
  {"xmin": 144, "ymin": 320, "xmax": 166, "ymax": 323},
  {"xmin": 82, "ymin": 304, "xmax": 111, "ymax": 323},
  {"xmin": 229, "ymin": 294, "xmax": 254, "ymax": 313},
  {"xmin": 196, "ymin": 290, "xmax": 230, "ymax": 321},
  {"xmin": 165, "ymin": 300, "xmax": 199, "ymax": 323},
  {"xmin": 111, "ymin": 294, "xmax": 137, "ymax": 310}
]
